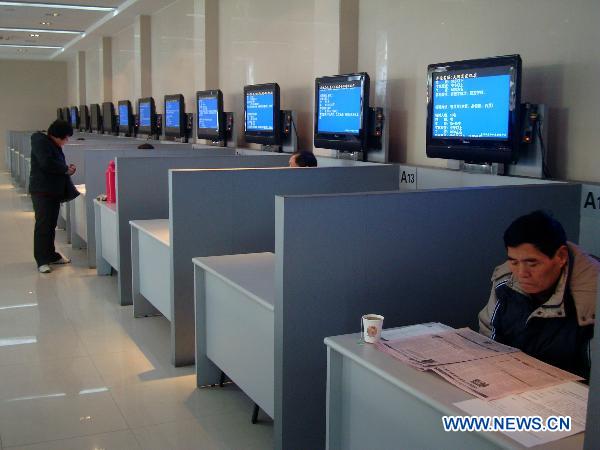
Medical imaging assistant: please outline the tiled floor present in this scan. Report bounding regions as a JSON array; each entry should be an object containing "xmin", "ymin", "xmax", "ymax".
[{"xmin": 0, "ymin": 168, "xmax": 273, "ymax": 449}]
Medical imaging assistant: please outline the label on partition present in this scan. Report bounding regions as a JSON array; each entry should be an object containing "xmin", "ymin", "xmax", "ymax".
[
  {"xmin": 580, "ymin": 184, "xmax": 600, "ymax": 258},
  {"xmin": 581, "ymin": 185, "xmax": 600, "ymax": 217},
  {"xmin": 399, "ymin": 165, "xmax": 417, "ymax": 191}
]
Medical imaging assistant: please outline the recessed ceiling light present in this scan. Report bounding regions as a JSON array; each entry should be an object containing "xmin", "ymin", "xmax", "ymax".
[
  {"xmin": 40, "ymin": 21, "xmax": 50, "ymax": 25},
  {"xmin": 29, "ymin": 33, "xmax": 40, "ymax": 37},
  {"xmin": 46, "ymin": 11, "xmax": 60, "ymax": 17},
  {"xmin": 0, "ymin": 2, "xmax": 115, "ymax": 12},
  {"xmin": 0, "ymin": 27, "xmax": 82, "ymax": 34}
]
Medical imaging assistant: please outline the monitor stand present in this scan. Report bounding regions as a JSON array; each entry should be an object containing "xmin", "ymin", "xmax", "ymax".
[{"xmin": 460, "ymin": 161, "xmax": 502, "ymax": 175}]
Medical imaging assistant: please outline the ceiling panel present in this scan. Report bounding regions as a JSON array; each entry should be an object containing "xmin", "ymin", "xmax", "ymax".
[
  {"xmin": 0, "ymin": 29, "xmax": 74, "ymax": 46},
  {"xmin": 0, "ymin": 5, "xmax": 111, "ymax": 31},
  {"xmin": 0, "ymin": 46, "xmax": 57, "ymax": 59}
]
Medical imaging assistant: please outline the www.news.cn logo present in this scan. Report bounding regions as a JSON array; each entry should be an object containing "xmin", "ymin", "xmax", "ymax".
[{"xmin": 442, "ymin": 415, "xmax": 571, "ymax": 432}]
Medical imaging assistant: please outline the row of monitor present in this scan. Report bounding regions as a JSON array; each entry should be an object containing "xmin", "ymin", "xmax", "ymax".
[{"xmin": 58, "ymin": 54, "xmax": 523, "ymax": 163}]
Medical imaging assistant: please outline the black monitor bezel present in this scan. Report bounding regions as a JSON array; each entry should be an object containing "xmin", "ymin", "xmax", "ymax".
[
  {"xmin": 196, "ymin": 89, "xmax": 225, "ymax": 141},
  {"xmin": 69, "ymin": 106, "xmax": 79, "ymax": 129},
  {"xmin": 101, "ymin": 102, "xmax": 116, "ymax": 134},
  {"xmin": 426, "ymin": 54, "xmax": 522, "ymax": 164},
  {"xmin": 137, "ymin": 97, "xmax": 157, "ymax": 135},
  {"xmin": 163, "ymin": 94, "xmax": 186, "ymax": 138},
  {"xmin": 61, "ymin": 107, "xmax": 70, "ymax": 122},
  {"xmin": 244, "ymin": 82, "xmax": 281, "ymax": 145},
  {"xmin": 79, "ymin": 105, "xmax": 89, "ymax": 131},
  {"xmin": 117, "ymin": 100, "xmax": 133, "ymax": 134},
  {"xmin": 313, "ymin": 72, "xmax": 370, "ymax": 153},
  {"xmin": 90, "ymin": 104, "xmax": 103, "ymax": 133}
]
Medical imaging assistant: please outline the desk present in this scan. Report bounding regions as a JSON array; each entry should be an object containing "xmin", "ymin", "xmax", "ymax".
[
  {"xmin": 324, "ymin": 333, "xmax": 583, "ymax": 450},
  {"xmin": 193, "ymin": 252, "xmax": 275, "ymax": 418},
  {"xmin": 70, "ymin": 185, "xmax": 87, "ymax": 249},
  {"xmin": 93, "ymin": 199, "xmax": 118, "ymax": 275},
  {"xmin": 130, "ymin": 219, "xmax": 171, "ymax": 320}
]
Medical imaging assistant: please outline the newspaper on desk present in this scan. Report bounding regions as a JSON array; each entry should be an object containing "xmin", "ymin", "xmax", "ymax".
[
  {"xmin": 376, "ymin": 327, "xmax": 582, "ymax": 400},
  {"xmin": 455, "ymin": 381, "xmax": 588, "ymax": 447}
]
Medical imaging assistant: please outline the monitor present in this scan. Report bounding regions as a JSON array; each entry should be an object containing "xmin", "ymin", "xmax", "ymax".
[
  {"xmin": 164, "ymin": 94, "xmax": 185, "ymax": 138},
  {"xmin": 196, "ymin": 89, "xmax": 224, "ymax": 141},
  {"xmin": 79, "ymin": 105, "xmax": 89, "ymax": 131},
  {"xmin": 426, "ymin": 54, "xmax": 522, "ymax": 164},
  {"xmin": 137, "ymin": 97, "xmax": 156, "ymax": 135},
  {"xmin": 56, "ymin": 108, "xmax": 62, "ymax": 120},
  {"xmin": 314, "ymin": 72, "xmax": 370, "ymax": 152},
  {"xmin": 90, "ymin": 104, "xmax": 102, "ymax": 133},
  {"xmin": 61, "ymin": 107, "xmax": 70, "ymax": 122},
  {"xmin": 102, "ymin": 102, "xmax": 116, "ymax": 134},
  {"xmin": 244, "ymin": 83, "xmax": 280, "ymax": 145},
  {"xmin": 118, "ymin": 100, "xmax": 133, "ymax": 135},
  {"xmin": 69, "ymin": 106, "xmax": 79, "ymax": 129}
]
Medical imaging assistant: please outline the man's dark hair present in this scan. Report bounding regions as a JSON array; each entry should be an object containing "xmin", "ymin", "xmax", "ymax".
[
  {"xmin": 504, "ymin": 210, "xmax": 567, "ymax": 257},
  {"xmin": 137, "ymin": 143, "xmax": 154, "ymax": 149},
  {"xmin": 47, "ymin": 119, "xmax": 74, "ymax": 139},
  {"xmin": 292, "ymin": 151, "xmax": 318, "ymax": 167}
]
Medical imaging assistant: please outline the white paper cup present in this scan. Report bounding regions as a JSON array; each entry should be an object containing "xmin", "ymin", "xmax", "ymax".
[{"xmin": 361, "ymin": 314, "xmax": 384, "ymax": 343}]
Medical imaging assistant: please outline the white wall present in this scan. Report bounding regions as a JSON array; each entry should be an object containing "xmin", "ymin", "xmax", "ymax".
[
  {"xmin": 151, "ymin": 0, "xmax": 197, "ymax": 114},
  {"xmin": 112, "ymin": 24, "xmax": 137, "ymax": 104},
  {"xmin": 66, "ymin": 53, "xmax": 78, "ymax": 107},
  {"xmin": 218, "ymin": 0, "xmax": 340, "ymax": 149},
  {"xmin": 85, "ymin": 45, "xmax": 101, "ymax": 106},
  {"xmin": 358, "ymin": 0, "xmax": 600, "ymax": 182},
  {"xmin": 0, "ymin": 60, "xmax": 67, "ymax": 165}
]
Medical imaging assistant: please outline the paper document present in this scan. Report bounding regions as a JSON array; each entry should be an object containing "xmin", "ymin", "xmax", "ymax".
[
  {"xmin": 433, "ymin": 352, "xmax": 582, "ymax": 400},
  {"xmin": 380, "ymin": 322, "xmax": 454, "ymax": 341},
  {"xmin": 378, "ymin": 328, "xmax": 518, "ymax": 370},
  {"xmin": 455, "ymin": 382, "xmax": 588, "ymax": 447}
]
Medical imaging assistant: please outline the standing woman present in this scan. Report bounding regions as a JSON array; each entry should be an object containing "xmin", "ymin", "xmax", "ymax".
[{"xmin": 29, "ymin": 119, "xmax": 78, "ymax": 273}]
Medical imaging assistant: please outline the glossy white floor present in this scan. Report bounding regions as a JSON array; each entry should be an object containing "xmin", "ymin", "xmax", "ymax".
[{"xmin": 0, "ymin": 168, "xmax": 273, "ymax": 450}]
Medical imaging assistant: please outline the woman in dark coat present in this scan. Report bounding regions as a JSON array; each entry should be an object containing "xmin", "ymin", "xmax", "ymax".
[{"xmin": 29, "ymin": 119, "xmax": 78, "ymax": 273}]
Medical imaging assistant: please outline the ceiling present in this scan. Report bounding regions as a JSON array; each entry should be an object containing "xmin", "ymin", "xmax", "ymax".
[{"xmin": 0, "ymin": 0, "xmax": 174, "ymax": 61}]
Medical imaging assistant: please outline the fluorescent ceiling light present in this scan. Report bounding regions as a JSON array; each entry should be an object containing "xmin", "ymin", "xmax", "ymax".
[
  {"xmin": 0, "ymin": 336, "xmax": 37, "ymax": 347},
  {"xmin": 5, "ymin": 392, "xmax": 66, "ymax": 402},
  {"xmin": 0, "ymin": 2, "xmax": 115, "ymax": 12},
  {"xmin": 0, "ymin": 26, "xmax": 82, "ymax": 34},
  {"xmin": 0, "ymin": 44, "xmax": 62, "ymax": 49},
  {"xmin": 0, "ymin": 302, "xmax": 37, "ymax": 310}
]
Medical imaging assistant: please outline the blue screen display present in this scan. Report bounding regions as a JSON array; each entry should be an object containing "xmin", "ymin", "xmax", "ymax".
[
  {"xmin": 432, "ymin": 73, "xmax": 510, "ymax": 139},
  {"xmin": 70, "ymin": 109, "xmax": 76, "ymax": 126},
  {"xmin": 119, "ymin": 104, "xmax": 129, "ymax": 126},
  {"xmin": 198, "ymin": 97, "xmax": 218, "ymax": 129},
  {"xmin": 318, "ymin": 82, "xmax": 362, "ymax": 134},
  {"xmin": 245, "ymin": 91, "xmax": 274, "ymax": 131},
  {"xmin": 165, "ymin": 99, "xmax": 180, "ymax": 128},
  {"xmin": 139, "ymin": 102, "xmax": 151, "ymax": 127}
]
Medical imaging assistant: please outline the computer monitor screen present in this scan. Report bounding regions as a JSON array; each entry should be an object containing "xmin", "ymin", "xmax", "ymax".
[
  {"xmin": 69, "ymin": 106, "xmax": 79, "ymax": 128},
  {"xmin": 164, "ymin": 94, "xmax": 185, "ymax": 137},
  {"xmin": 119, "ymin": 104, "xmax": 128, "ymax": 126},
  {"xmin": 314, "ymin": 73, "xmax": 370, "ymax": 152},
  {"xmin": 90, "ymin": 104, "xmax": 102, "ymax": 132},
  {"xmin": 118, "ymin": 100, "xmax": 133, "ymax": 134},
  {"xmin": 244, "ymin": 83, "xmax": 280, "ymax": 145},
  {"xmin": 426, "ymin": 54, "xmax": 522, "ymax": 163},
  {"xmin": 137, "ymin": 97, "xmax": 156, "ymax": 135},
  {"xmin": 196, "ymin": 89, "xmax": 224, "ymax": 140},
  {"xmin": 102, "ymin": 102, "xmax": 116, "ymax": 134}
]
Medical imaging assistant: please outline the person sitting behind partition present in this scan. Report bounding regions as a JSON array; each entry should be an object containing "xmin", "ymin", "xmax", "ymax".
[
  {"xmin": 289, "ymin": 151, "xmax": 318, "ymax": 167},
  {"xmin": 479, "ymin": 210, "xmax": 600, "ymax": 378}
]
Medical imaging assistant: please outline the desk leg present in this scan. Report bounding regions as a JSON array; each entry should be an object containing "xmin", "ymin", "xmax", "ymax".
[
  {"xmin": 195, "ymin": 266, "xmax": 222, "ymax": 385},
  {"xmin": 131, "ymin": 226, "xmax": 161, "ymax": 317},
  {"xmin": 326, "ymin": 346, "xmax": 343, "ymax": 450},
  {"xmin": 94, "ymin": 202, "xmax": 111, "ymax": 276}
]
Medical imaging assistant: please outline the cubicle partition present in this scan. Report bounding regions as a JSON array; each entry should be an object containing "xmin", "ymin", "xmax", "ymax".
[
  {"xmin": 585, "ymin": 274, "xmax": 600, "ymax": 449},
  {"xmin": 195, "ymin": 183, "xmax": 582, "ymax": 449},
  {"xmin": 167, "ymin": 166, "xmax": 399, "ymax": 366},
  {"xmin": 83, "ymin": 146, "xmax": 230, "ymax": 267},
  {"xmin": 114, "ymin": 154, "xmax": 290, "ymax": 306}
]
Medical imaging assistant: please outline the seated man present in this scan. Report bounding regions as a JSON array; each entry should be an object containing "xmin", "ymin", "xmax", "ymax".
[
  {"xmin": 289, "ymin": 151, "xmax": 318, "ymax": 167},
  {"xmin": 479, "ymin": 210, "xmax": 599, "ymax": 378}
]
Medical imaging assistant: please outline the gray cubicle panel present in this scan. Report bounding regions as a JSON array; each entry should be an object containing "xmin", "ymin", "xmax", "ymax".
[
  {"xmin": 272, "ymin": 183, "xmax": 582, "ymax": 450},
  {"xmin": 584, "ymin": 273, "xmax": 600, "ymax": 450},
  {"xmin": 115, "ymin": 154, "xmax": 290, "ymax": 306},
  {"xmin": 84, "ymin": 146, "xmax": 231, "ymax": 268},
  {"xmin": 172, "ymin": 165, "xmax": 399, "ymax": 366}
]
